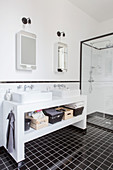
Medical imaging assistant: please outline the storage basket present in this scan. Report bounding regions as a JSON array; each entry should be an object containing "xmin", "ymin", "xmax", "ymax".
[
  {"xmin": 26, "ymin": 115, "xmax": 48, "ymax": 130},
  {"xmin": 73, "ymin": 107, "xmax": 84, "ymax": 116},
  {"xmin": 56, "ymin": 107, "xmax": 73, "ymax": 120},
  {"xmin": 43, "ymin": 108, "xmax": 64, "ymax": 124}
]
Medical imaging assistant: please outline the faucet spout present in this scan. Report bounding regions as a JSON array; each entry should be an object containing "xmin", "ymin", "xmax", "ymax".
[{"xmin": 24, "ymin": 85, "xmax": 34, "ymax": 91}]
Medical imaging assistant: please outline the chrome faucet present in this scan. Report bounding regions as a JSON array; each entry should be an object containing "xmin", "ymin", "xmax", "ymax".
[{"xmin": 54, "ymin": 84, "xmax": 66, "ymax": 89}]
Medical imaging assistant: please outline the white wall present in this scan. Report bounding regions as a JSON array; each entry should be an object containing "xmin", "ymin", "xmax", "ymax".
[
  {"xmin": 0, "ymin": 0, "xmax": 98, "ymax": 81},
  {"xmin": 97, "ymin": 18, "xmax": 113, "ymax": 35}
]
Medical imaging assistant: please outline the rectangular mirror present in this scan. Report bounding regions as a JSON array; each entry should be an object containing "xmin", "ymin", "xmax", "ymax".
[
  {"xmin": 55, "ymin": 42, "xmax": 68, "ymax": 72},
  {"xmin": 17, "ymin": 31, "xmax": 36, "ymax": 71}
]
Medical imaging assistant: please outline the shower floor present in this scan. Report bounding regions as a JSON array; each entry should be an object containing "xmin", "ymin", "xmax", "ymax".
[{"xmin": 87, "ymin": 112, "xmax": 113, "ymax": 131}]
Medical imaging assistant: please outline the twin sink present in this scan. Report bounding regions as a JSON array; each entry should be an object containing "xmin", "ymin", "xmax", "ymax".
[{"xmin": 12, "ymin": 89, "xmax": 80, "ymax": 104}]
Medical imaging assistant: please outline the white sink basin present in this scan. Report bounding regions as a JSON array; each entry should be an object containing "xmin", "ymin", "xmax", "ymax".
[
  {"xmin": 12, "ymin": 91, "xmax": 52, "ymax": 103},
  {"xmin": 52, "ymin": 89, "xmax": 80, "ymax": 98}
]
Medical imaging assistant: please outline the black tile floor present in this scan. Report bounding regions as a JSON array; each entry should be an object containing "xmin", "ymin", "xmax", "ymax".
[
  {"xmin": 87, "ymin": 112, "xmax": 113, "ymax": 131},
  {"xmin": 0, "ymin": 124, "xmax": 113, "ymax": 170}
]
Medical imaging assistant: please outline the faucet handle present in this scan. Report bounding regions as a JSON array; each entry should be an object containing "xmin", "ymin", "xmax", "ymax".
[
  {"xmin": 24, "ymin": 85, "xmax": 27, "ymax": 91},
  {"xmin": 17, "ymin": 85, "xmax": 22, "ymax": 89},
  {"xmin": 30, "ymin": 85, "xmax": 34, "ymax": 89},
  {"xmin": 54, "ymin": 84, "xmax": 57, "ymax": 88}
]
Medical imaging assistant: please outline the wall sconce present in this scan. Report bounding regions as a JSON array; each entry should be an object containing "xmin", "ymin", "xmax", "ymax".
[
  {"xmin": 22, "ymin": 17, "xmax": 31, "ymax": 24},
  {"xmin": 57, "ymin": 31, "xmax": 65, "ymax": 37}
]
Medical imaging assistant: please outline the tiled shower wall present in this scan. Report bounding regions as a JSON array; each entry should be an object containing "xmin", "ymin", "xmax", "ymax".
[
  {"xmin": 0, "ymin": 82, "xmax": 80, "ymax": 147},
  {"xmin": 82, "ymin": 44, "xmax": 113, "ymax": 115}
]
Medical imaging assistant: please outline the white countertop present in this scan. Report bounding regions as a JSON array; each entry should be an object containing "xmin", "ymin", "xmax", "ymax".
[{"xmin": 3, "ymin": 95, "xmax": 86, "ymax": 112}]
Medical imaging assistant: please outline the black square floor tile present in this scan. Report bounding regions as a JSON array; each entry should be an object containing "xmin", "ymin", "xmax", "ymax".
[
  {"xmin": 96, "ymin": 156, "xmax": 104, "ymax": 163},
  {"xmin": 32, "ymin": 158, "xmax": 41, "ymax": 164},
  {"xmin": 5, "ymin": 160, "xmax": 13, "ymax": 166},
  {"xmin": 43, "ymin": 152, "xmax": 50, "ymax": 157},
  {"xmin": 53, "ymin": 153, "xmax": 60, "ymax": 157},
  {"xmin": 100, "ymin": 163, "xmax": 109, "ymax": 170},
  {"xmin": 0, "ymin": 124, "xmax": 113, "ymax": 170},
  {"xmin": 46, "ymin": 161, "xmax": 55, "ymax": 168},
  {"xmin": 79, "ymin": 163, "xmax": 87, "ymax": 169},
  {"xmin": 62, "ymin": 158, "xmax": 71, "ymax": 166},
  {"xmin": 68, "ymin": 163, "xmax": 76, "ymax": 169},
  {"xmin": 19, "ymin": 165, "xmax": 28, "ymax": 170},
  {"xmin": 103, "ymin": 160, "xmax": 112, "ymax": 167},
  {"xmin": 26, "ymin": 161, "xmax": 34, "ymax": 168},
  {"xmin": 57, "ymin": 155, "xmax": 65, "ymax": 161},
  {"xmin": 62, "ymin": 153, "xmax": 69, "ymax": 158},
  {"xmin": 48, "ymin": 155, "xmax": 56, "ymax": 161},
  {"xmin": 73, "ymin": 166, "xmax": 82, "ymax": 170},
  {"xmin": 0, "ymin": 164, "xmax": 6, "ymax": 169},
  {"xmin": 38, "ymin": 155, "xmax": 46, "ymax": 160},
  {"xmin": 59, "ymin": 163, "xmax": 66, "ymax": 169},
  {"xmin": 93, "ymin": 160, "xmax": 101, "ymax": 166},
  {"xmin": 107, "ymin": 157, "xmax": 113, "ymax": 163},
  {"xmin": 41, "ymin": 165, "xmax": 49, "ymax": 170},
  {"xmin": 73, "ymin": 159, "xmax": 81, "ymax": 166},
  {"xmin": 109, "ymin": 164, "xmax": 113, "ymax": 169},
  {"xmin": 89, "ymin": 163, "xmax": 98, "ymax": 169},
  {"xmin": 62, "ymin": 166, "xmax": 71, "ymax": 170},
  {"xmin": 7, "ymin": 163, "xmax": 17, "ymax": 170},
  {"xmin": 28, "ymin": 154, "xmax": 36, "ymax": 160},
  {"xmin": 36, "ymin": 161, "xmax": 45, "ymax": 168},
  {"xmin": 52, "ymin": 158, "xmax": 59, "ymax": 164},
  {"xmin": 29, "ymin": 165, "xmax": 38, "ymax": 170},
  {"xmin": 83, "ymin": 159, "xmax": 91, "ymax": 166}
]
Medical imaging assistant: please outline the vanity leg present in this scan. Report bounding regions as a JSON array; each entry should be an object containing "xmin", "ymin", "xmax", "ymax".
[
  {"xmin": 16, "ymin": 107, "xmax": 25, "ymax": 163},
  {"xmin": 82, "ymin": 129, "xmax": 87, "ymax": 135},
  {"xmin": 3, "ymin": 103, "xmax": 25, "ymax": 164},
  {"xmin": 17, "ymin": 161, "xmax": 24, "ymax": 168},
  {"xmin": 72, "ymin": 117, "xmax": 87, "ymax": 130}
]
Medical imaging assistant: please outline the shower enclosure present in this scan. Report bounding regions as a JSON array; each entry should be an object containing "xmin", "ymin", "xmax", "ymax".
[{"xmin": 81, "ymin": 33, "xmax": 113, "ymax": 116}]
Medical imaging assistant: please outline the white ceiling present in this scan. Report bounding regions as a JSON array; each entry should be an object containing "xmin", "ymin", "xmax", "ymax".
[{"xmin": 68, "ymin": 0, "xmax": 113, "ymax": 22}]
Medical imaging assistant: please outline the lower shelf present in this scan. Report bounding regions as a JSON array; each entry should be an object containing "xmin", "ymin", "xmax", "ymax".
[{"xmin": 24, "ymin": 115, "xmax": 85, "ymax": 143}]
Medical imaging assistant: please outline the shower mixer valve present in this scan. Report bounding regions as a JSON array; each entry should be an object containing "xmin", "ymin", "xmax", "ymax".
[{"xmin": 88, "ymin": 79, "xmax": 94, "ymax": 83}]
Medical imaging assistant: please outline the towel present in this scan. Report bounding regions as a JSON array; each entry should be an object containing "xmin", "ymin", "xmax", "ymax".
[{"xmin": 6, "ymin": 110, "xmax": 15, "ymax": 153}]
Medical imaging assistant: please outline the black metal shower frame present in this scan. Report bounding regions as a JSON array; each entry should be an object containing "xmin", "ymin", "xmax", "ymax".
[{"xmin": 80, "ymin": 32, "xmax": 113, "ymax": 90}]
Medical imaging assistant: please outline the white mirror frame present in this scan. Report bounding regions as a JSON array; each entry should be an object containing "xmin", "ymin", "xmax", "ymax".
[
  {"xmin": 55, "ymin": 42, "xmax": 68, "ymax": 73},
  {"xmin": 16, "ymin": 30, "xmax": 37, "ymax": 71}
]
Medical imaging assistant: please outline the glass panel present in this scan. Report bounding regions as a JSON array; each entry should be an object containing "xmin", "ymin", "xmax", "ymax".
[
  {"xmin": 21, "ymin": 36, "xmax": 36, "ymax": 65},
  {"xmin": 57, "ymin": 42, "xmax": 68, "ymax": 72},
  {"xmin": 82, "ymin": 35, "xmax": 113, "ymax": 115}
]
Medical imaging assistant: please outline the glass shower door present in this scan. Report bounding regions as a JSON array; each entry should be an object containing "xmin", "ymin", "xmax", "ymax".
[{"xmin": 82, "ymin": 43, "xmax": 113, "ymax": 116}]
